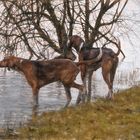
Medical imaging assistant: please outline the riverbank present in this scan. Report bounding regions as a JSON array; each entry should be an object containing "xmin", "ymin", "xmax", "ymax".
[{"xmin": 5, "ymin": 86, "xmax": 140, "ymax": 139}]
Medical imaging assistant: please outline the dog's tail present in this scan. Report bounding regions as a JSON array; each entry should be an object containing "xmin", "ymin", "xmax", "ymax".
[{"xmin": 115, "ymin": 39, "xmax": 125, "ymax": 59}]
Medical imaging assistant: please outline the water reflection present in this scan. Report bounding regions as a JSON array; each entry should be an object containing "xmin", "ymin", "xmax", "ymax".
[{"xmin": 0, "ymin": 59, "xmax": 139, "ymax": 127}]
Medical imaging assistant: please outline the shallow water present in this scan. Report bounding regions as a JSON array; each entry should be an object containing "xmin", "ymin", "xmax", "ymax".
[{"xmin": 0, "ymin": 56, "xmax": 140, "ymax": 128}]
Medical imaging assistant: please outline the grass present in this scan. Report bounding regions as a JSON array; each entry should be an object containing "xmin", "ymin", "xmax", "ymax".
[{"xmin": 8, "ymin": 86, "xmax": 140, "ymax": 139}]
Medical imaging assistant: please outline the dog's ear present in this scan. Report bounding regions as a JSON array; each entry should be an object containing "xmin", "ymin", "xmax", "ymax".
[
  {"xmin": 8, "ymin": 57, "xmax": 16, "ymax": 68},
  {"xmin": 9, "ymin": 57, "xmax": 22, "ymax": 69},
  {"xmin": 6, "ymin": 56, "xmax": 18, "ymax": 68}
]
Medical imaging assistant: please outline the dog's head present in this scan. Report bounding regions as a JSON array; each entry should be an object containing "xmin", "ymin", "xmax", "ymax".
[
  {"xmin": 0, "ymin": 56, "xmax": 22, "ymax": 70},
  {"xmin": 66, "ymin": 35, "xmax": 84, "ymax": 52}
]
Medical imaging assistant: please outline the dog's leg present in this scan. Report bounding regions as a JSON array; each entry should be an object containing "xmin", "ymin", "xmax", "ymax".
[
  {"xmin": 80, "ymin": 64, "xmax": 87, "ymax": 90},
  {"xmin": 32, "ymin": 87, "xmax": 39, "ymax": 107},
  {"xmin": 109, "ymin": 58, "xmax": 118, "ymax": 99},
  {"xmin": 76, "ymin": 93, "xmax": 82, "ymax": 105},
  {"xmin": 76, "ymin": 65, "xmax": 87, "ymax": 104},
  {"xmin": 110, "ymin": 58, "xmax": 118, "ymax": 87},
  {"xmin": 71, "ymin": 82, "xmax": 86, "ymax": 104},
  {"xmin": 76, "ymin": 79, "xmax": 86, "ymax": 104},
  {"xmin": 87, "ymin": 70, "xmax": 93, "ymax": 101},
  {"xmin": 64, "ymin": 85, "xmax": 72, "ymax": 108},
  {"xmin": 102, "ymin": 71, "xmax": 113, "ymax": 99},
  {"xmin": 102, "ymin": 59, "xmax": 113, "ymax": 99},
  {"xmin": 76, "ymin": 76, "xmax": 87, "ymax": 104}
]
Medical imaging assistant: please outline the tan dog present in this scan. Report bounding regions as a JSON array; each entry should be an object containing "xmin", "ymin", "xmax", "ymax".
[{"xmin": 0, "ymin": 56, "xmax": 86, "ymax": 107}]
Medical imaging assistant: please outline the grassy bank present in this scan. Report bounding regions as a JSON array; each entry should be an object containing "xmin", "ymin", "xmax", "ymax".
[{"xmin": 11, "ymin": 87, "xmax": 140, "ymax": 139}]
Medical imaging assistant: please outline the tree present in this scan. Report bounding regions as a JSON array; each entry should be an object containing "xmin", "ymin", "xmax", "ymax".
[{"xmin": 0, "ymin": 0, "xmax": 128, "ymax": 59}]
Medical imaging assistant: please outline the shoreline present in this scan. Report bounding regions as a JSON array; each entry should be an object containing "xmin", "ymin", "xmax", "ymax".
[{"xmin": 3, "ymin": 86, "xmax": 140, "ymax": 139}]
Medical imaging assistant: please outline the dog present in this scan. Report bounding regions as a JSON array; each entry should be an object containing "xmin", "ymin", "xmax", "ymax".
[
  {"xmin": 0, "ymin": 56, "xmax": 89, "ymax": 107},
  {"xmin": 66, "ymin": 35, "xmax": 123, "ymax": 102},
  {"xmin": 0, "ymin": 55, "xmax": 102, "ymax": 106}
]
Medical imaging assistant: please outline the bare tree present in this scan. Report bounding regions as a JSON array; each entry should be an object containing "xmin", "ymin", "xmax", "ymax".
[{"xmin": 0, "ymin": 0, "xmax": 128, "ymax": 59}]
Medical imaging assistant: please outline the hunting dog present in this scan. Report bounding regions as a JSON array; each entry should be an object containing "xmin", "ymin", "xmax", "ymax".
[
  {"xmin": 0, "ymin": 56, "xmax": 89, "ymax": 107},
  {"xmin": 66, "ymin": 35, "xmax": 123, "ymax": 102},
  {"xmin": 0, "ymin": 56, "xmax": 101, "ymax": 107}
]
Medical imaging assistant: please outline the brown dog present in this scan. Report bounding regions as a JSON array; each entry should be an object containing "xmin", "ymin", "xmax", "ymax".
[
  {"xmin": 66, "ymin": 35, "xmax": 123, "ymax": 102},
  {"xmin": 0, "ymin": 56, "xmax": 87, "ymax": 107}
]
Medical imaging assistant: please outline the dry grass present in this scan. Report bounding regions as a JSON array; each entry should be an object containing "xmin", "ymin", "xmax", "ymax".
[{"xmin": 11, "ymin": 86, "xmax": 140, "ymax": 139}]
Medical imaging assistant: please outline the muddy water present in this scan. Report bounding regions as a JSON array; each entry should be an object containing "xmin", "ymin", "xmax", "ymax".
[{"xmin": 0, "ymin": 55, "xmax": 139, "ymax": 128}]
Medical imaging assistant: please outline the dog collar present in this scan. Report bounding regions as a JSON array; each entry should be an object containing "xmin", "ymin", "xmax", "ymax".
[{"xmin": 79, "ymin": 42, "xmax": 84, "ymax": 51}]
